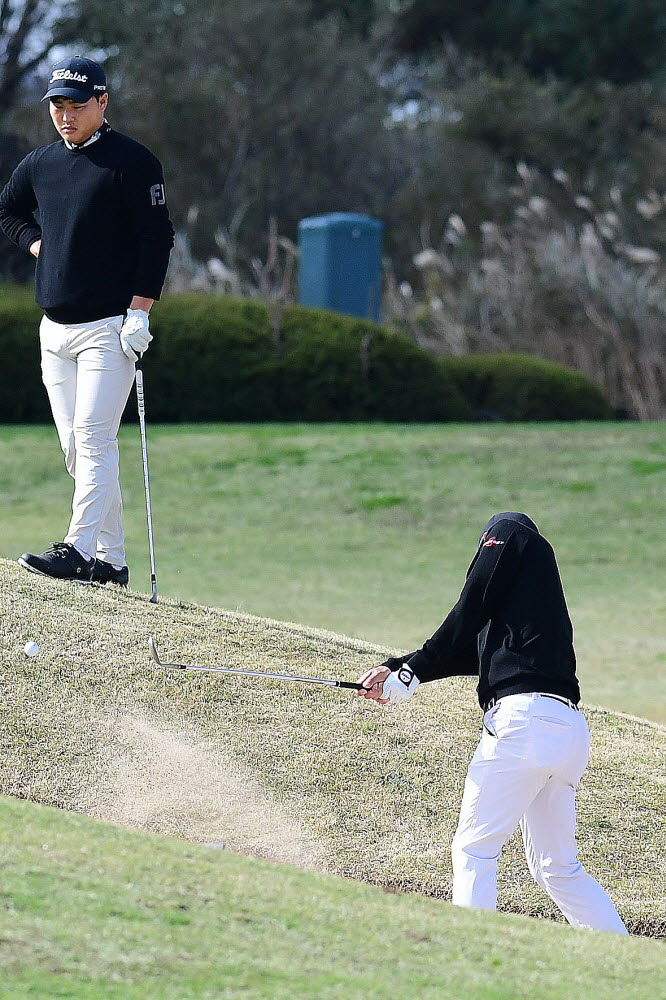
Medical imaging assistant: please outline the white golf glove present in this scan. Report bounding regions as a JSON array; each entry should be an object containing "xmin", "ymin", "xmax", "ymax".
[
  {"xmin": 120, "ymin": 309, "xmax": 153, "ymax": 361},
  {"xmin": 381, "ymin": 664, "xmax": 420, "ymax": 704}
]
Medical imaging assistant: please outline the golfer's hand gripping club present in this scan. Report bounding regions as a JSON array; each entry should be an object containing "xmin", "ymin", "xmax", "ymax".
[
  {"xmin": 356, "ymin": 664, "xmax": 419, "ymax": 703},
  {"xmin": 120, "ymin": 308, "xmax": 152, "ymax": 361}
]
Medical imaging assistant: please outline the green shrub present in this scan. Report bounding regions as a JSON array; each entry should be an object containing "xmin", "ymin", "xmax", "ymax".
[
  {"xmin": 276, "ymin": 305, "xmax": 469, "ymax": 421},
  {"xmin": 440, "ymin": 352, "xmax": 614, "ymax": 421},
  {"xmin": 0, "ymin": 289, "xmax": 611, "ymax": 422},
  {"xmin": 145, "ymin": 295, "xmax": 280, "ymax": 421}
]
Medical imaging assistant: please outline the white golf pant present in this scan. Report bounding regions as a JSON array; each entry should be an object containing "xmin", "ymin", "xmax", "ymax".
[
  {"xmin": 451, "ymin": 693, "xmax": 628, "ymax": 934},
  {"xmin": 39, "ymin": 314, "xmax": 136, "ymax": 567}
]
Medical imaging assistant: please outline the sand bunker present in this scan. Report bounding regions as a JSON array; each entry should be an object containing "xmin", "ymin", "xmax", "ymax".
[{"xmin": 93, "ymin": 715, "xmax": 322, "ymax": 870}]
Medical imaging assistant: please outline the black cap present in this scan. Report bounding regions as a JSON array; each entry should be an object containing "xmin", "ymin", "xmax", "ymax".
[{"xmin": 42, "ymin": 56, "xmax": 107, "ymax": 103}]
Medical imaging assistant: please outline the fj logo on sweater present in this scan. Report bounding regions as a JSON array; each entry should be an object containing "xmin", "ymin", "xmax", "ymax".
[
  {"xmin": 150, "ymin": 183, "xmax": 166, "ymax": 206},
  {"xmin": 483, "ymin": 537, "xmax": 505, "ymax": 547}
]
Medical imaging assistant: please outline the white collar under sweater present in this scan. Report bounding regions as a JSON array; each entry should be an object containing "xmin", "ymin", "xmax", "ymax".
[{"xmin": 63, "ymin": 119, "xmax": 111, "ymax": 152}]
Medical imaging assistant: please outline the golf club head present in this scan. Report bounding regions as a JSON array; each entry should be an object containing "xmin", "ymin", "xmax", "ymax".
[{"xmin": 148, "ymin": 636, "xmax": 188, "ymax": 671}]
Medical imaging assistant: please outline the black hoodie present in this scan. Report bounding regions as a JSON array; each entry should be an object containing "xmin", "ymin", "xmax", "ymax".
[{"xmin": 383, "ymin": 512, "xmax": 581, "ymax": 709}]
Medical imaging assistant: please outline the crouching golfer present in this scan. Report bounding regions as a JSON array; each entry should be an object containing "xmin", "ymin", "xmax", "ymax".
[
  {"xmin": 358, "ymin": 512, "xmax": 628, "ymax": 934},
  {"xmin": 0, "ymin": 56, "xmax": 174, "ymax": 586}
]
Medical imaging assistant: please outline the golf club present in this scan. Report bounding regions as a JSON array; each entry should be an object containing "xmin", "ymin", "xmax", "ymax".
[
  {"xmin": 148, "ymin": 637, "xmax": 367, "ymax": 690},
  {"xmin": 135, "ymin": 358, "xmax": 157, "ymax": 603}
]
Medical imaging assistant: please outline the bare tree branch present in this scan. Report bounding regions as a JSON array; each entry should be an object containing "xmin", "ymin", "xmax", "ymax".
[
  {"xmin": 3, "ymin": 0, "xmax": 42, "ymax": 79},
  {"xmin": 0, "ymin": 0, "xmax": 13, "ymax": 45},
  {"xmin": 0, "ymin": 0, "xmax": 62, "ymax": 121}
]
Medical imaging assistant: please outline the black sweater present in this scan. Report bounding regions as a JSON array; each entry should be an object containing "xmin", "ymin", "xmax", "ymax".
[
  {"xmin": 383, "ymin": 515, "xmax": 581, "ymax": 709},
  {"xmin": 0, "ymin": 124, "xmax": 174, "ymax": 323}
]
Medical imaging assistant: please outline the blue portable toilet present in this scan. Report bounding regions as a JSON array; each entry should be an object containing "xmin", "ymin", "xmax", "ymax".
[{"xmin": 298, "ymin": 213, "xmax": 383, "ymax": 322}]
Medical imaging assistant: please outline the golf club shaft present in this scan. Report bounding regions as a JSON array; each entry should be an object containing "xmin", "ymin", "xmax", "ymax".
[
  {"xmin": 149, "ymin": 638, "xmax": 364, "ymax": 689},
  {"xmin": 174, "ymin": 663, "xmax": 362, "ymax": 689},
  {"xmin": 136, "ymin": 361, "xmax": 157, "ymax": 603}
]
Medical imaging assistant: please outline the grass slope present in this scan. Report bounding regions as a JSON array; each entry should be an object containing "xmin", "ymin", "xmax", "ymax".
[
  {"xmin": 0, "ymin": 559, "xmax": 664, "ymax": 945},
  {"xmin": 1, "ymin": 796, "xmax": 665, "ymax": 1000},
  {"xmin": 1, "ymin": 423, "xmax": 665, "ymax": 723}
]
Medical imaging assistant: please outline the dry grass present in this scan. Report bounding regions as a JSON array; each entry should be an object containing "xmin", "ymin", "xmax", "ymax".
[
  {"xmin": 386, "ymin": 165, "xmax": 666, "ymax": 419},
  {"xmin": 0, "ymin": 558, "xmax": 664, "ymax": 937}
]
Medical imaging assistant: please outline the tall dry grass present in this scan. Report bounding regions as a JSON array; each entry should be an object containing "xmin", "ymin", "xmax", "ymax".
[{"xmin": 385, "ymin": 165, "xmax": 666, "ymax": 419}]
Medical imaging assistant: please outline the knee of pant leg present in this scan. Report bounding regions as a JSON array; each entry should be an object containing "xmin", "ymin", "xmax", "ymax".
[
  {"xmin": 452, "ymin": 814, "xmax": 503, "ymax": 856},
  {"xmin": 73, "ymin": 425, "xmax": 117, "ymax": 458},
  {"xmin": 451, "ymin": 833, "xmax": 500, "ymax": 873},
  {"xmin": 539, "ymin": 857, "xmax": 584, "ymax": 890},
  {"xmin": 548, "ymin": 859, "xmax": 584, "ymax": 882},
  {"xmin": 63, "ymin": 436, "xmax": 76, "ymax": 476}
]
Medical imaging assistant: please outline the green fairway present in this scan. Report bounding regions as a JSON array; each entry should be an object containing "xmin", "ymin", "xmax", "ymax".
[
  {"xmin": 1, "ymin": 796, "xmax": 664, "ymax": 1000},
  {"xmin": 1, "ymin": 422, "xmax": 665, "ymax": 721}
]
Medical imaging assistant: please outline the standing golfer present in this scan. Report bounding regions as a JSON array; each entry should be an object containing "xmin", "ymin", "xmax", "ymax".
[
  {"xmin": 0, "ymin": 55, "xmax": 174, "ymax": 586},
  {"xmin": 358, "ymin": 512, "xmax": 628, "ymax": 934}
]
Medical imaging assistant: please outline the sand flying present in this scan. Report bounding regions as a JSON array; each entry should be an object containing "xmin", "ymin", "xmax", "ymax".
[{"xmin": 93, "ymin": 715, "xmax": 323, "ymax": 870}]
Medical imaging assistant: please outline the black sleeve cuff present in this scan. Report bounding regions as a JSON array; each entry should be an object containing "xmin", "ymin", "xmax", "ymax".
[
  {"xmin": 18, "ymin": 227, "xmax": 41, "ymax": 253},
  {"xmin": 381, "ymin": 654, "xmax": 410, "ymax": 670}
]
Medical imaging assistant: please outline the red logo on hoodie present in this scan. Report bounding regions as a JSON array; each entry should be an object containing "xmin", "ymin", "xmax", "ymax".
[{"xmin": 483, "ymin": 536, "xmax": 504, "ymax": 547}]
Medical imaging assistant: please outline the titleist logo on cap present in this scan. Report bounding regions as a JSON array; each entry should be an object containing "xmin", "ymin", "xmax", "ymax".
[{"xmin": 51, "ymin": 69, "xmax": 89, "ymax": 83}]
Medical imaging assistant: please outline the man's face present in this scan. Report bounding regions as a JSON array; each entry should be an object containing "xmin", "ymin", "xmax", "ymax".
[{"xmin": 49, "ymin": 93, "xmax": 107, "ymax": 144}]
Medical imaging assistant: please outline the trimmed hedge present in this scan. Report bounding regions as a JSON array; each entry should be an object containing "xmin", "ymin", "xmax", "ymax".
[
  {"xmin": 0, "ymin": 289, "xmax": 612, "ymax": 422},
  {"xmin": 440, "ymin": 353, "xmax": 614, "ymax": 421},
  {"xmin": 145, "ymin": 296, "xmax": 470, "ymax": 422}
]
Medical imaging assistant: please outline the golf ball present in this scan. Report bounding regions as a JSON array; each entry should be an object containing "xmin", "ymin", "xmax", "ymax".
[{"xmin": 24, "ymin": 641, "xmax": 39, "ymax": 657}]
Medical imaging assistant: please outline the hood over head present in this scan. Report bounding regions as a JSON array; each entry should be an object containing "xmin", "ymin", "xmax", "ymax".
[{"xmin": 478, "ymin": 512, "xmax": 539, "ymax": 548}]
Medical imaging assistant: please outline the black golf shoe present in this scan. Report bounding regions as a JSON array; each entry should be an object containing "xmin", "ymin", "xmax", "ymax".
[
  {"xmin": 90, "ymin": 559, "xmax": 129, "ymax": 587},
  {"xmin": 18, "ymin": 542, "xmax": 93, "ymax": 582}
]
